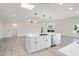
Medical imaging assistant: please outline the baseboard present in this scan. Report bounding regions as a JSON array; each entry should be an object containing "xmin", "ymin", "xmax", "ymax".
[
  {"xmin": 0, "ymin": 37, "xmax": 2, "ymax": 40},
  {"xmin": 1, "ymin": 35, "xmax": 26, "ymax": 39},
  {"xmin": 61, "ymin": 34, "xmax": 79, "ymax": 39}
]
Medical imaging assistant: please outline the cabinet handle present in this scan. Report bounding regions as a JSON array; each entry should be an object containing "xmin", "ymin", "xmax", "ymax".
[
  {"xmin": 46, "ymin": 39, "xmax": 48, "ymax": 42},
  {"xmin": 43, "ymin": 37, "xmax": 45, "ymax": 39},
  {"xmin": 35, "ymin": 39, "xmax": 37, "ymax": 40},
  {"xmin": 35, "ymin": 41, "xmax": 37, "ymax": 44},
  {"xmin": 43, "ymin": 37, "xmax": 44, "ymax": 38}
]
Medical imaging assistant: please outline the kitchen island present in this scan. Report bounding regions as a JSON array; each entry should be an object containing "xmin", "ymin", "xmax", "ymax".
[{"xmin": 26, "ymin": 33, "xmax": 61, "ymax": 53}]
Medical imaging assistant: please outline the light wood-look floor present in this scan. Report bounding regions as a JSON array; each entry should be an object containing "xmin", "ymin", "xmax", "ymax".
[{"xmin": 0, "ymin": 36, "xmax": 75, "ymax": 56}]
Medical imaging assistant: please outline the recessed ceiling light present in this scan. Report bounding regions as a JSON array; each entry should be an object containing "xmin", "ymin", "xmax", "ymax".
[
  {"xmin": 69, "ymin": 7, "xmax": 73, "ymax": 10},
  {"xmin": 21, "ymin": 3, "xmax": 35, "ymax": 10},
  {"xmin": 25, "ymin": 16, "xmax": 27, "ymax": 18},
  {"xmin": 42, "ymin": 21, "xmax": 46, "ymax": 24},
  {"xmin": 12, "ymin": 14, "xmax": 15, "ymax": 16},
  {"xmin": 59, "ymin": 3, "xmax": 63, "ymax": 5},
  {"xmin": 74, "ymin": 11, "xmax": 78, "ymax": 14},
  {"xmin": 33, "ymin": 20, "xmax": 37, "ymax": 23},
  {"xmin": 12, "ymin": 24, "xmax": 18, "ymax": 27},
  {"xmin": 49, "ymin": 22, "xmax": 52, "ymax": 25}
]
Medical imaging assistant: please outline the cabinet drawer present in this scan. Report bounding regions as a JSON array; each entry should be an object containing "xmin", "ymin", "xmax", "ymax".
[
  {"xmin": 53, "ymin": 35, "xmax": 61, "ymax": 39},
  {"xmin": 53, "ymin": 38, "xmax": 61, "ymax": 45}
]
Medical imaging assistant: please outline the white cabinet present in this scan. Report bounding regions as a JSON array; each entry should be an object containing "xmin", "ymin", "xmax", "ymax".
[
  {"xmin": 40, "ymin": 35, "xmax": 51, "ymax": 49},
  {"xmin": 52, "ymin": 34, "xmax": 61, "ymax": 45},
  {"xmin": 31, "ymin": 37, "xmax": 41, "ymax": 52},
  {"xmin": 26, "ymin": 33, "xmax": 61, "ymax": 53},
  {"xmin": 26, "ymin": 34, "xmax": 51, "ymax": 53}
]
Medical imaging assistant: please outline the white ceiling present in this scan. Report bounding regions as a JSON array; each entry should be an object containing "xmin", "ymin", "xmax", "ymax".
[{"xmin": 0, "ymin": 3, "xmax": 79, "ymax": 22}]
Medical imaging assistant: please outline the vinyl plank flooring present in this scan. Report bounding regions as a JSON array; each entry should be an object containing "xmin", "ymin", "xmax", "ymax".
[{"xmin": 0, "ymin": 36, "xmax": 75, "ymax": 56}]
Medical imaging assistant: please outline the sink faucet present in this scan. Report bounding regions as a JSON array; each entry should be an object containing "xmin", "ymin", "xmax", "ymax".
[{"xmin": 41, "ymin": 27, "xmax": 44, "ymax": 34}]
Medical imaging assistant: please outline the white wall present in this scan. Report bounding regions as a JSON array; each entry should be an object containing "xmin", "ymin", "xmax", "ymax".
[
  {"xmin": 3, "ymin": 20, "xmax": 48, "ymax": 37},
  {"xmin": 55, "ymin": 16, "xmax": 79, "ymax": 37},
  {"xmin": 2, "ymin": 21, "xmax": 12, "ymax": 37},
  {"xmin": 0, "ymin": 20, "xmax": 3, "ymax": 39},
  {"xmin": 3, "ymin": 16, "xmax": 79, "ymax": 38}
]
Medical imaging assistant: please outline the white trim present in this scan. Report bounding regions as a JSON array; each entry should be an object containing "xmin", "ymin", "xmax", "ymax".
[{"xmin": 61, "ymin": 34, "xmax": 79, "ymax": 38}]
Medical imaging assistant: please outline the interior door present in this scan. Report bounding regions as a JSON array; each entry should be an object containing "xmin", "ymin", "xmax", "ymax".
[
  {"xmin": 12, "ymin": 27, "xmax": 17, "ymax": 37},
  {"xmin": 12, "ymin": 24, "xmax": 18, "ymax": 37}
]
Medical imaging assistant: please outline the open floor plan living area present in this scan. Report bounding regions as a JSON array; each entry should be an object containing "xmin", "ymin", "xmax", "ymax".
[{"xmin": 0, "ymin": 3, "xmax": 79, "ymax": 56}]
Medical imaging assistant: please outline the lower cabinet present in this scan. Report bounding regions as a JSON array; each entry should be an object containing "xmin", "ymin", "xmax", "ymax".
[
  {"xmin": 52, "ymin": 34, "xmax": 61, "ymax": 45},
  {"xmin": 26, "ymin": 33, "xmax": 61, "ymax": 53},
  {"xmin": 31, "ymin": 37, "xmax": 41, "ymax": 52},
  {"xmin": 40, "ymin": 35, "xmax": 51, "ymax": 50},
  {"xmin": 26, "ymin": 35, "xmax": 51, "ymax": 53}
]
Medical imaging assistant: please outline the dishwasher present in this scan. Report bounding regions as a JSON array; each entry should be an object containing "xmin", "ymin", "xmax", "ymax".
[{"xmin": 51, "ymin": 35, "xmax": 56, "ymax": 47}]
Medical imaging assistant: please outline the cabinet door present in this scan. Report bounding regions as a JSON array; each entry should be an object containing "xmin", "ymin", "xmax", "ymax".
[
  {"xmin": 31, "ymin": 37, "xmax": 40, "ymax": 52},
  {"xmin": 53, "ymin": 34, "xmax": 61, "ymax": 45},
  {"xmin": 40, "ymin": 36, "xmax": 46, "ymax": 49},
  {"xmin": 40, "ymin": 35, "xmax": 51, "ymax": 49},
  {"xmin": 52, "ymin": 35, "xmax": 56, "ymax": 44},
  {"xmin": 45, "ymin": 36, "xmax": 51, "ymax": 48},
  {"xmin": 55, "ymin": 36, "xmax": 61, "ymax": 45}
]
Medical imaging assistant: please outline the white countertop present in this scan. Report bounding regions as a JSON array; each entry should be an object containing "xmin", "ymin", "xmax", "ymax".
[
  {"xmin": 26, "ymin": 33, "xmax": 39, "ymax": 37},
  {"xmin": 59, "ymin": 40, "xmax": 79, "ymax": 56},
  {"xmin": 26, "ymin": 32, "xmax": 61, "ymax": 37}
]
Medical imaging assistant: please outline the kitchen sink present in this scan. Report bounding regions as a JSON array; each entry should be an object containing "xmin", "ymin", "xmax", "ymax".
[{"xmin": 39, "ymin": 34, "xmax": 48, "ymax": 36}]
